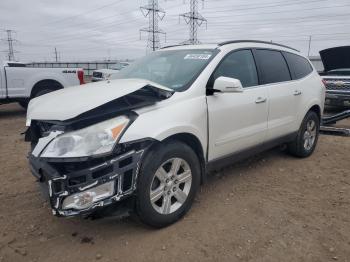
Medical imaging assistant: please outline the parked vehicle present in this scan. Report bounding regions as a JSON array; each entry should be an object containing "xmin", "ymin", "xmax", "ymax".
[
  {"xmin": 320, "ymin": 46, "xmax": 350, "ymax": 108},
  {"xmin": 0, "ymin": 61, "xmax": 85, "ymax": 108},
  {"xmin": 25, "ymin": 40, "xmax": 325, "ymax": 227},
  {"xmin": 91, "ymin": 62, "xmax": 130, "ymax": 82}
]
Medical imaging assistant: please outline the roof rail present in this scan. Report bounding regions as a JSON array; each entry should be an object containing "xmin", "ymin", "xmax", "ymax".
[
  {"xmin": 217, "ymin": 40, "xmax": 300, "ymax": 52},
  {"xmin": 160, "ymin": 43, "xmax": 191, "ymax": 49}
]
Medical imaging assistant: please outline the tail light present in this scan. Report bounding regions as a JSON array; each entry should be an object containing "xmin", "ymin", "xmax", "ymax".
[
  {"xmin": 321, "ymin": 79, "xmax": 327, "ymax": 88},
  {"xmin": 77, "ymin": 70, "xmax": 85, "ymax": 85}
]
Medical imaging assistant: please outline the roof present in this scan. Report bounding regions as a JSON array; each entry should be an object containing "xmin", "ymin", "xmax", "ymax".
[{"xmin": 161, "ymin": 40, "xmax": 299, "ymax": 52}]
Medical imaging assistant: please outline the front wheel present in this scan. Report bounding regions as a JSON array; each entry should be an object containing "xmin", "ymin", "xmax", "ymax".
[
  {"xmin": 135, "ymin": 140, "xmax": 201, "ymax": 228},
  {"xmin": 287, "ymin": 111, "xmax": 320, "ymax": 158}
]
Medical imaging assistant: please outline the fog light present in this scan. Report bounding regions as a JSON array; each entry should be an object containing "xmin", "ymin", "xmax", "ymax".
[{"xmin": 62, "ymin": 181, "xmax": 115, "ymax": 210}]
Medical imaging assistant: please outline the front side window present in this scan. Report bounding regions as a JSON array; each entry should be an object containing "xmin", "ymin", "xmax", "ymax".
[
  {"xmin": 114, "ymin": 49, "xmax": 217, "ymax": 91},
  {"xmin": 283, "ymin": 52, "xmax": 313, "ymax": 80},
  {"xmin": 209, "ymin": 49, "xmax": 258, "ymax": 88},
  {"xmin": 254, "ymin": 49, "xmax": 291, "ymax": 84}
]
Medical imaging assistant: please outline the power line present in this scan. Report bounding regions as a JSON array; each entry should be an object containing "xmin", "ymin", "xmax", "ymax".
[
  {"xmin": 140, "ymin": 0, "xmax": 166, "ymax": 51},
  {"xmin": 203, "ymin": 3, "xmax": 350, "ymax": 18},
  {"xmin": 45, "ymin": 0, "xmax": 126, "ymax": 25},
  {"xmin": 180, "ymin": 0, "xmax": 207, "ymax": 44}
]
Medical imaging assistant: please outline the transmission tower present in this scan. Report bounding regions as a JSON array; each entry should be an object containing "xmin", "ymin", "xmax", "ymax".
[
  {"xmin": 1, "ymin": 30, "xmax": 18, "ymax": 61},
  {"xmin": 180, "ymin": 0, "xmax": 207, "ymax": 44},
  {"xmin": 140, "ymin": 0, "xmax": 166, "ymax": 51}
]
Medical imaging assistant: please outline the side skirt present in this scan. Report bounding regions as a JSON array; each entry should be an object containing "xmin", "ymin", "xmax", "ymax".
[{"xmin": 206, "ymin": 132, "xmax": 297, "ymax": 173}]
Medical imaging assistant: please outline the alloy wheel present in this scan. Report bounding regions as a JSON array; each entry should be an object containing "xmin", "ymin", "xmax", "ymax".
[
  {"xmin": 150, "ymin": 158, "xmax": 192, "ymax": 215},
  {"xmin": 303, "ymin": 119, "xmax": 317, "ymax": 151}
]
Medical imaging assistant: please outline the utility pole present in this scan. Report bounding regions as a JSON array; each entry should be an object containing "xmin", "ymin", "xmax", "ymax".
[
  {"xmin": 1, "ymin": 30, "xmax": 18, "ymax": 61},
  {"xmin": 180, "ymin": 0, "xmax": 207, "ymax": 44},
  {"xmin": 54, "ymin": 47, "xmax": 58, "ymax": 62},
  {"xmin": 140, "ymin": 0, "xmax": 166, "ymax": 51},
  {"xmin": 308, "ymin": 35, "xmax": 312, "ymax": 57}
]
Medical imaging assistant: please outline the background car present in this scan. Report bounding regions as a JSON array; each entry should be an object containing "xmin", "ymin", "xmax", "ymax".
[
  {"xmin": 319, "ymin": 46, "xmax": 350, "ymax": 109},
  {"xmin": 0, "ymin": 61, "xmax": 85, "ymax": 108},
  {"xmin": 91, "ymin": 62, "xmax": 130, "ymax": 82}
]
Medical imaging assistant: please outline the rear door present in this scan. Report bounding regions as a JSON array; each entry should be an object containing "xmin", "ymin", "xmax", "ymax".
[
  {"xmin": 4, "ymin": 67, "xmax": 27, "ymax": 97},
  {"xmin": 206, "ymin": 49, "xmax": 268, "ymax": 161},
  {"xmin": 253, "ymin": 49, "xmax": 297, "ymax": 140}
]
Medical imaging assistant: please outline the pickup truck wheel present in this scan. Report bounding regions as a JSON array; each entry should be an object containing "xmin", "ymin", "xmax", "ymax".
[
  {"xmin": 288, "ymin": 111, "xmax": 320, "ymax": 158},
  {"xmin": 18, "ymin": 100, "xmax": 29, "ymax": 109},
  {"xmin": 33, "ymin": 88, "xmax": 55, "ymax": 98},
  {"xmin": 135, "ymin": 141, "xmax": 201, "ymax": 228}
]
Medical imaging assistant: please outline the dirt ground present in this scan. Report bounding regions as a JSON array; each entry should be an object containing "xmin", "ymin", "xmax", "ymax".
[{"xmin": 0, "ymin": 103, "xmax": 349, "ymax": 262}]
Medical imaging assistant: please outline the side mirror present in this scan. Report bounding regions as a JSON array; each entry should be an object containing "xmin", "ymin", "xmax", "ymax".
[{"xmin": 213, "ymin": 76, "xmax": 244, "ymax": 93}]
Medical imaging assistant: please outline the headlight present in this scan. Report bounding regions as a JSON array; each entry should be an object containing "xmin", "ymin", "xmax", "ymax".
[{"xmin": 41, "ymin": 116, "xmax": 129, "ymax": 158}]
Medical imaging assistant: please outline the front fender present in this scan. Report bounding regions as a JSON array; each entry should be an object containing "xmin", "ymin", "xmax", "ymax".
[{"xmin": 119, "ymin": 96, "xmax": 208, "ymax": 157}]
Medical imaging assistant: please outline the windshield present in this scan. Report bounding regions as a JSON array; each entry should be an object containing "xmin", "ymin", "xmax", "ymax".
[{"xmin": 113, "ymin": 49, "xmax": 216, "ymax": 91}]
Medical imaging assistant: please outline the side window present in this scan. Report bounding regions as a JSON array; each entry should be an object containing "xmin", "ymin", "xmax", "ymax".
[
  {"xmin": 283, "ymin": 52, "xmax": 313, "ymax": 80},
  {"xmin": 254, "ymin": 49, "xmax": 291, "ymax": 84},
  {"xmin": 210, "ymin": 49, "xmax": 258, "ymax": 88}
]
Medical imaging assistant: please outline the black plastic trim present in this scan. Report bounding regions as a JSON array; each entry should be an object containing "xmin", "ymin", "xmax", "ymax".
[{"xmin": 206, "ymin": 132, "xmax": 297, "ymax": 173}]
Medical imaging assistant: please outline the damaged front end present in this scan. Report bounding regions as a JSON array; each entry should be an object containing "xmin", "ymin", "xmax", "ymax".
[
  {"xmin": 25, "ymin": 82, "xmax": 173, "ymax": 217},
  {"xmin": 28, "ymin": 139, "xmax": 148, "ymax": 217}
]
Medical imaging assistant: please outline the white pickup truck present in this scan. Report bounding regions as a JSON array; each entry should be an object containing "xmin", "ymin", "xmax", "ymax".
[{"xmin": 0, "ymin": 61, "xmax": 85, "ymax": 108}]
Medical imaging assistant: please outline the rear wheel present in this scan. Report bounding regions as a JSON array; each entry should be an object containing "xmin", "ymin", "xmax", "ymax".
[
  {"xmin": 31, "ymin": 80, "xmax": 63, "ymax": 99},
  {"xmin": 288, "ymin": 111, "xmax": 320, "ymax": 158},
  {"xmin": 18, "ymin": 100, "xmax": 29, "ymax": 109},
  {"xmin": 135, "ymin": 140, "xmax": 201, "ymax": 228},
  {"xmin": 33, "ymin": 88, "xmax": 55, "ymax": 98}
]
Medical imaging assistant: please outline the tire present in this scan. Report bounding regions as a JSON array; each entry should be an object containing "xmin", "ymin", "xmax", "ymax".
[
  {"xmin": 18, "ymin": 100, "xmax": 29, "ymax": 109},
  {"xmin": 33, "ymin": 88, "xmax": 55, "ymax": 98},
  {"xmin": 287, "ymin": 110, "xmax": 320, "ymax": 158},
  {"xmin": 135, "ymin": 140, "xmax": 201, "ymax": 228}
]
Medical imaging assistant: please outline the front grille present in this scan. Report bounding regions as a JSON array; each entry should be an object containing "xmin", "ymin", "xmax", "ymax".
[
  {"xmin": 323, "ymin": 78, "xmax": 350, "ymax": 91},
  {"xmin": 92, "ymin": 72, "xmax": 103, "ymax": 78}
]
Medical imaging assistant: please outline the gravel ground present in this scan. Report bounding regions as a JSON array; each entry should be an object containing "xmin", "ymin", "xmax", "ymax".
[{"xmin": 0, "ymin": 103, "xmax": 349, "ymax": 262}]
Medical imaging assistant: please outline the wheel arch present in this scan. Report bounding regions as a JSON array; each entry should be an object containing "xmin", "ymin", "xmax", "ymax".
[
  {"xmin": 149, "ymin": 133, "xmax": 207, "ymax": 184},
  {"xmin": 308, "ymin": 104, "xmax": 322, "ymax": 120},
  {"xmin": 30, "ymin": 79, "xmax": 64, "ymax": 98}
]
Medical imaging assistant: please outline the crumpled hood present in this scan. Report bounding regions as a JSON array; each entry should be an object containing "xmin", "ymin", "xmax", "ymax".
[
  {"xmin": 320, "ymin": 46, "xmax": 350, "ymax": 72},
  {"xmin": 27, "ymin": 78, "xmax": 172, "ymax": 124}
]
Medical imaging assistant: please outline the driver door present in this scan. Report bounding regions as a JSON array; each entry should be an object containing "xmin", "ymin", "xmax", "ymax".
[{"xmin": 206, "ymin": 49, "xmax": 269, "ymax": 161}]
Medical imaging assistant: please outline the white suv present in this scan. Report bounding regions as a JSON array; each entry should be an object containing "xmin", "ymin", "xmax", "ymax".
[{"xmin": 26, "ymin": 40, "xmax": 325, "ymax": 227}]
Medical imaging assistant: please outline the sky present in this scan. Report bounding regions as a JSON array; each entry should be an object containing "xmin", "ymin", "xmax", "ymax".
[{"xmin": 0, "ymin": 0, "xmax": 349, "ymax": 62}]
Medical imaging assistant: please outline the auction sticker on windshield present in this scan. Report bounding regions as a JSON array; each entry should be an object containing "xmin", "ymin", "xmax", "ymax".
[{"xmin": 184, "ymin": 54, "xmax": 212, "ymax": 60}]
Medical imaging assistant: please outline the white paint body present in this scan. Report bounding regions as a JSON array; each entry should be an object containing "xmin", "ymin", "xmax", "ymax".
[
  {"xmin": 0, "ymin": 62, "xmax": 82, "ymax": 99},
  {"xmin": 27, "ymin": 42, "xmax": 325, "ymax": 162}
]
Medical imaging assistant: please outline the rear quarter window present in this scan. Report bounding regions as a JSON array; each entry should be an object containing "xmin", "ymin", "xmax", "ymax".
[
  {"xmin": 283, "ymin": 52, "xmax": 313, "ymax": 80},
  {"xmin": 254, "ymin": 49, "xmax": 291, "ymax": 85}
]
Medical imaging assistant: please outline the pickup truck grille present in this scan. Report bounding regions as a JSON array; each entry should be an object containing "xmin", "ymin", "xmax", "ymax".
[
  {"xmin": 323, "ymin": 78, "xmax": 350, "ymax": 91},
  {"xmin": 92, "ymin": 72, "xmax": 103, "ymax": 78}
]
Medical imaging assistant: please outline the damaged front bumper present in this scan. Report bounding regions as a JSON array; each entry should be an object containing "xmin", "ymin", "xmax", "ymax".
[{"xmin": 29, "ymin": 149, "xmax": 144, "ymax": 217}]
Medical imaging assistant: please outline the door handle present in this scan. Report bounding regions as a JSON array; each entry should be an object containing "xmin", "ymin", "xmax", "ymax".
[
  {"xmin": 294, "ymin": 90, "xmax": 302, "ymax": 96},
  {"xmin": 255, "ymin": 97, "xmax": 267, "ymax": 104}
]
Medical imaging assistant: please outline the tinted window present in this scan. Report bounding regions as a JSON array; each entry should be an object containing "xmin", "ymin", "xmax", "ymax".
[
  {"xmin": 210, "ymin": 49, "xmax": 258, "ymax": 88},
  {"xmin": 283, "ymin": 52, "xmax": 313, "ymax": 79},
  {"xmin": 254, "ymin": 49, "xmax": 291, "ymax": 84}
]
